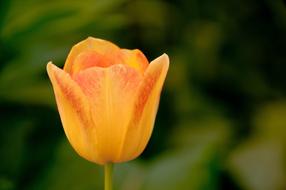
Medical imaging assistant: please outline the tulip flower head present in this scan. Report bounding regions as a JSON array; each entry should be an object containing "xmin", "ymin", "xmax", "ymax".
[{"xmin": 47, "ymin": 37, "xmax": 169, "ymax": 165}]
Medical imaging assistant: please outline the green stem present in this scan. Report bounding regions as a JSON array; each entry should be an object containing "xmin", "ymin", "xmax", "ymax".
[{"xmin": 104, "ymin": 163, "xmax": 113, "ymax": 190}]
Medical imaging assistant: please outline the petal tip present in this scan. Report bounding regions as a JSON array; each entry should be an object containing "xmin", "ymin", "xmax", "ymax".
[
  {"xmin": 150, "ymin": 53, "xmax": 170, "ymax": 71},
  {"xmin": 160, "ymin": 54, "xmax": 169, "ymax": 72},
  {"xmin": 46, "ymin": 62, "xmax": 65, "ymax": 81},
  {"xmin": 47, "ymin": 61, "xmax": 53, "ymax": 69},
  {"xmin": 85, "ymin": 36, "xmax": 110, "ymax": 45},
  {"xmin": 86, "ymin": 36, "xmax": 94, "ymax": 40},
  {"xmin": 85, "ymin": 36, "xmax": 99, "ymax": 44},
  {"xmin": 47, "ymin": 61, "xmax": 56, "ymax": 76},
  {"xmin": 160, "ymin": 53, "xmax": 169, "ymax": 65}
]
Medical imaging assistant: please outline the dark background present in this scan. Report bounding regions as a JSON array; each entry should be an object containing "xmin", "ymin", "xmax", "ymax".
[{"xmin": 0, "ymin": 0, "xmax": 286, "ymax": 189}]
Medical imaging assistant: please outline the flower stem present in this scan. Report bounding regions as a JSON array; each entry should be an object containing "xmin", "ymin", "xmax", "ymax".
[{"xmin": 104, "ymin": 163, "xmax": 113, "ymax": 190}]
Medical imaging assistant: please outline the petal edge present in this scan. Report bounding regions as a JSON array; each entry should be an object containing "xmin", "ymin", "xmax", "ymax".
[
  {"xmin": 47, "ymin": 62, "xmax": 103, "ymax": 164},
  {"xmin": 117, "ymin": 54, "xmax": 169, "ymax": 162}
]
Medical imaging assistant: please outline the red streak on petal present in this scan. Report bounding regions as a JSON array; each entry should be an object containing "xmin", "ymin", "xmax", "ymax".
[
  {"xmin": 132, "ymin": 68, "xmax": 161, "ymax": 125},
  {"xmin": 73, "ymin": 65, "xmax": 142, "ymax": 101},
  {"xmin": 73, "ymin": 68, "xmax": 104, "ymax": 98},
  {"xmin": 54, "ymin": 73, "xmax": 90, "ymax": 128}
]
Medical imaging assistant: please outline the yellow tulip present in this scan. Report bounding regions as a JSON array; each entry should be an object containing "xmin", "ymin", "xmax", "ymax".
[{"xmin": 47, "ymin": 37, "xmax": 169, "ymax": 165}]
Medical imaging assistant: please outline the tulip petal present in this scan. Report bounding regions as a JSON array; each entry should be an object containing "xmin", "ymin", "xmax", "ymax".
[
  {"xmin": 73, "ymin": 64, "xmax": 143, "ymax": 163},
  {"xmin": 118, "ymin": 54, "xmax": 169, "ymax": 162},
  {"xmin": 47, "ymin": 62, "xmax": 103, "ymax": 163},
  {"xmin": 64, "ymin": 37, "xmax": 120, "ymax": 74},
  {"xmin": 118, "ymin": 49, "xmax": 149, "ymax": 74},
  {"xmin": 71, "ymin": 51, "xmax": 113, "ymax": 75}
]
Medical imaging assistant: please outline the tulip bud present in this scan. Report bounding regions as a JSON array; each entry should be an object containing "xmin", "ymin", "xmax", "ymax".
[{"xmin": 47, "ymin": 37, "xmax": 169, "ymax": 165}]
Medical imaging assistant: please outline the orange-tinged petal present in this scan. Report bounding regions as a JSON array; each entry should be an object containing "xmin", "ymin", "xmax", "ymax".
[
  {"xmin": 118, "ymin": 49, "xmax": 149, "ymax": 74},
  {"xmin": 117, "ymin": 54, "xmax": 169, "ymax": 162},
  {"xmin": 64, "ymin": 37, "xmax": 120, "ymax": 74},
  {"xmin": 71, "ymin": 51, "xmax": 113, "ymax": 75},
  {"xmin": 47, "ymin": 62, "xmax": 103, "ymax": 164},
  {"xmin": 73, "ymin": 64, "xmax": 143, "ymax": 163}
]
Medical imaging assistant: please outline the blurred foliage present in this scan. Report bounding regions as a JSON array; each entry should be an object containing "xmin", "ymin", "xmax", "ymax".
[{"xmin": 0, "ymin": 0, "xmax": 286, "ymax": 190}]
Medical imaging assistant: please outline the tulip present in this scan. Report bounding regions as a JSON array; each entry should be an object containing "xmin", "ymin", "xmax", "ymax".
[{"xmin": 47, "ymin": 37, "xmax": 169, "ymax": 187}]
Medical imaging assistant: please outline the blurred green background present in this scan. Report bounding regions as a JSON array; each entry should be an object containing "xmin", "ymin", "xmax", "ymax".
[{"xmin": 1, "ymin": 0, "xmax": 286, "ymax": 189}]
